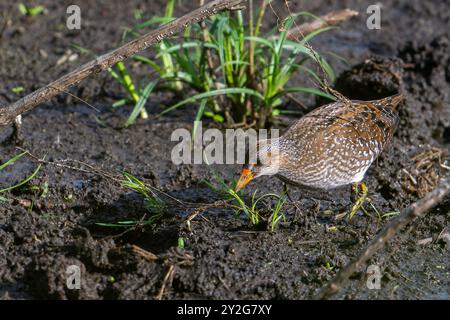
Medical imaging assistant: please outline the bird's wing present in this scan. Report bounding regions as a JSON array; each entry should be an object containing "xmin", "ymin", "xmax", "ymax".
[
  {"xmin": 281, "ymin": 101, "xmax": 346, "ymax": 148},
  {"xmin": 280, "ymin": 100, "xmax": 397, "ymax": 162}
]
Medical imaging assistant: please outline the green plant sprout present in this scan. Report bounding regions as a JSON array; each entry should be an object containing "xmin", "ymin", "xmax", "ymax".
[
  {"xmin": 108, "ymin": 0, "xmax": 177, "ymax": 121},
  {"xmin": 0, "ymin": 152, "xmax": 43, "ymax": 203},
  {"xmin": 96, "ymin": 172, "xmax": 165, "ymax": 230},
  {"xmin": 73, "ymin": 45, "xmax": 156, "ymax": 125},
  {"xmin": 18, "ymin": 3, "xmax": 46, "ymax": 17},
  {"xmin": 203, "ymin": 167, "xmax": 286, "ymax": 230},
  {"xmin": 11, "ymin": 86, "xmax": 25, "ymax": 94}
]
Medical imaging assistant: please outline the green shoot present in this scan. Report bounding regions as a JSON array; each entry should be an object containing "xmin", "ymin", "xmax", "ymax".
[
  {"xmin": 367, "ymin": 201, "xmax": 400, "ymax": 222},
  {"xmin": 11, "ymin": 86, "xmax": 25, "ymax": 94},
  {"xmin": 96, "ymin": 172, "xmax": 165, "ymax": 231},
  {"xmin": 96, "ymin": 215, "xmax": 161, "ymax": 229},
  {"xmin": 177, "ymin": 237, "xmax": 185, "ymax": 249},
  {"xmin": 228, "ymin": 188, "xmax": 286, "ymax": 228},
  {"xmin": 204, "ymin": 171, "xmax": 286, "ymax": 229},
  {"xmin": 125, "ymin": 0, "xmax": 181, "ymax": 91},
  {"xmin": 227, "ymin": 189, "xmax": 258, "ymax": 225},
  {"xmin": 270, "ymin": 193, "xmax": 286, "ymax": 232},
  {"xmin": 158, "ymin": 0, "xmax": 182, "ymax": 90},
  {"xmin": 114, "ymin": 61, "xmax": 149, "ymax": 120},
  {"xmin": 73, "ymin": 45, "xmax": 153, "ymax": 124},
  {"xmin": 324, "ymin": 261, "xmax": 334, "ymax": 270},
  {"xmin": 120, "ymin": 172, "xmax": 166, "ymax": 214},
  {"xmin": 0, "ymin": 152, "xmax": 43, "ymax": 197},
  {"xmin": 0, "ymin": 152, "xmax": 27, "ymax": 170},
  {"xmin": 18, "ymin": 3, "xmax": 46, "ymax": 16},
  {"xmin": 124, "ymin": 80, "xmax": 158, "ymax": 127}
]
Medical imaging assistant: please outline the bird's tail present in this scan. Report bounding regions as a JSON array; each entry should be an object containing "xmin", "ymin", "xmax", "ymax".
[{"xmin": 377, "ymin": 93, "xmax": 404, "ymax": 111}]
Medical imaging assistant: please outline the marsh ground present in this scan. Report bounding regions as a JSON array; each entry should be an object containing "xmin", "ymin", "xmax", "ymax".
[{"xmin": 0, "ymin": 0, "xmax": 449, "ymax": 299}]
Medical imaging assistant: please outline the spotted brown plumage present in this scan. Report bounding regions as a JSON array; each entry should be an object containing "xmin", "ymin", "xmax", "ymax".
[{"xmin": 236, "ymin": 94, "xmax": 404, "ymax": 200}]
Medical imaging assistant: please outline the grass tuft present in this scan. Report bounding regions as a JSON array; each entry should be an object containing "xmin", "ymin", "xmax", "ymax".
[
  {"xmin": 204, "ymin": 172, "xmax": 286, "ymax": 231},
  {"xmin": 105, "ymin": 4, "xmax": 338, "ymax": 127},
  {"xmin": 96, "ymin": 172, "xmax": 165, "ymax": 231}
]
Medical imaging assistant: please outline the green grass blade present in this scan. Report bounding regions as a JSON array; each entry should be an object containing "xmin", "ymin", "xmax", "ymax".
[
  {"xmin": 112, "ymin": 98, "xmax": 129, "ymax": 108},
  {"xmin": 155, "ymin": 42, "xmax": 218, "ymax": 57},
  {"xmin": 300, "ymin": 26, "xmax": 337, "ymax": 44},
  {"xmin": 317, "ymin": 56, "xmax": 336, "ymax": 81},
  {"xmin": 0, "ymin": 152, "xmax": 27, "ymax": 171},
  {"xmin": 133, "ymin": 55, "xmax": 162, "ymax": 73},
  {"xmin": 192, "ymin": 99, "xmax": 207, "ymax": 142},
  {"xmin": 214, "ymin": 60, "xmax": 250, "ymax": 73},
  {"xmin": 244, "ymin": 36, "xmax": 274, "ymax": 50},
  {"xmin": 280, "ymin": 87, "xmax": 337, "ymax": 100},
  {"xmin": 116, "ymin": 62, "xmax": 140, "ymax": 103},
  {"xmin": 159, "ymin": 88, "xmax": 264, "ymax": 117},
  {"xmin": 0, "ymin": 162, "xmax": 42, "ymax": 193},
  {"xmin": 125, "ymin": 80, "xmax": 158, "ymax": 127}
]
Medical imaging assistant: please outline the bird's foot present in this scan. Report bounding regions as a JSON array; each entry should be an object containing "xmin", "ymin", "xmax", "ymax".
[
  {"xmin": 348, "ymin": 182, "xmax": 368, "ymax": 220},
  {"xmin": 335, "ymin": 182, "xmax": 368, "ymax": 220}
]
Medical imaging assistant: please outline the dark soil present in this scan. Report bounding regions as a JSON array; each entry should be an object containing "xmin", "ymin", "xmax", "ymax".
[{"xmin": 0, "ymin": 0, "xmax": 449, "ymax": 299}]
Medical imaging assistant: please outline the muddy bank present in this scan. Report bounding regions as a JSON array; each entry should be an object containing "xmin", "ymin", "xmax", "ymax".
[{"xmin": 1, "ymin": 0, "xmax": 449, "ymax": 300}]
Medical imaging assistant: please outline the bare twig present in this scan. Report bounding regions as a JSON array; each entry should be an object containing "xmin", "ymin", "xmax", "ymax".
[
  {"xmin": 0, "ymin": 0, "xmax": 247, "ymax": 129},
  {"xmin": 129, "ymin": 244, "xmax": 159, "ymax": 261},
  {"xmin": 16, "ymin": 147, "xmax": 122, "ymax": 182},
  {"xmin": 48, "ymin": 86, "xmax": 100, "ymax": 113},
  {"xmin": 316, "ymin": 176, "xmax": 450, "ymax": 299},
  {"xmin": 287, "ymin": 9, "xmax": 359, "ymax": 40},
  {"xmin": 155, "ymin": 265, "xmax": 175, "ymax": 300}
]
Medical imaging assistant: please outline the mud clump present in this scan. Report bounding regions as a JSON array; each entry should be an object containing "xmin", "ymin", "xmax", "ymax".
[
  {"xmin": 399, "ymin": 36, "xmax": 450, "ymax": 146},
  {"xmin": 334, "ymin": 56, "xmax": 404, "ymax": 100}
]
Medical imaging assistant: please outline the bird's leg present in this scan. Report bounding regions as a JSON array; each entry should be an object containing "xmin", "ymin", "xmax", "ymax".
[{"xmin": 348, "ymin": 182, "xmax": 368, "ymax": 220}]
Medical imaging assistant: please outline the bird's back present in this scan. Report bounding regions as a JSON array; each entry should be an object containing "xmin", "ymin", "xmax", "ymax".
[{"xmin": 277, "ymin": 94, "xmax": 403, "ymax": 188}]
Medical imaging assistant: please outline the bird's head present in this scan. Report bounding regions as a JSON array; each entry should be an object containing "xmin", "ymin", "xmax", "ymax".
[{"xmin": 235, "ymin": 139, "xmax": 281, "ymax": 191}]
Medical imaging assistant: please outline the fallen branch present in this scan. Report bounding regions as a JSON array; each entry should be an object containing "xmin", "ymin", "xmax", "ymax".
[
  {"xmin": 0, "ymin": 0, "xmax": 246, "ymax": 129},
  {"xmin": 316, "ymin": 176, "xmax": 450, "ymax": 299},
  {"xmin": 287, "ymin": 9, "xmax": 358, "ymax": 40}
]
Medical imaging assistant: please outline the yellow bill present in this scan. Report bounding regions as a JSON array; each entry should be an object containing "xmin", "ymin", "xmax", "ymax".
[{"xmin": 235, "ymin": 168, "xmax": 254, "ymax": 192}]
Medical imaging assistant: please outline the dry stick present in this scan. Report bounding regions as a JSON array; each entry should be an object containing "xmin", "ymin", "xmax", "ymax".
[
  {"xmin": 155, "ymin": 264, "xmax": 175, "ymax": 300},
  {"xmin": 129, "ymin": 244, "xmax": 159, "ymax": 261},
  {"xmin": 286, "ymin": 9, "xmax": 359, "ymax": 40},
  {"xmin": 0, "ymin": 0, "xmax": 247, "ymax": 129},
  {"xmin": 316, "ymin": 176, "xmax": 450, "ymax": 300}
]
